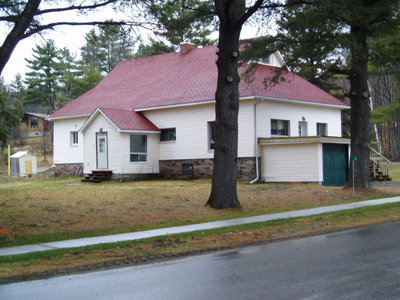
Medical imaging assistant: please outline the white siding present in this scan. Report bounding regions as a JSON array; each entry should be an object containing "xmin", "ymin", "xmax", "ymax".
[
  {"xmin": 82, "ymin": 113, "xmax": 159, "ymax": 174},
  {"xmin": 53, "ymin": 117, "xmax": 87, "ymax": 164},
  {"xmin": 256, "ymin": 101, "xmax": 342, "ymax": 138},
  {"xmin": 143, "ymin": 101, "xmax": 256, "ymax": 160},
  {"xmin": 119, "ymin": 133, "xmax": 159, "ymax": 174},
  {"xmin": 261, "ymin": 143, "xmax": 323, "ymax": 182}
]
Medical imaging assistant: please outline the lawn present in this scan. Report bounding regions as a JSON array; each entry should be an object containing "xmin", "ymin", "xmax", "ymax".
[
  {"xmin": 1, "ymin": 175, "xmax": 399, "ymax": 247},
  {"xmin": 389, "ymin": 163, "xmax": 400, "ymax": 181}
]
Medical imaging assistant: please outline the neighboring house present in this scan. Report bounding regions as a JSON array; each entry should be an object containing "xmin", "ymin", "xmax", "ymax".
[
  {"xmin": 49, "ymin": 43, "xmax": 350, "ymax": 185},
  {"xmin": 19, "ymin": 112, "xmax": 51, "ymax": 139}
]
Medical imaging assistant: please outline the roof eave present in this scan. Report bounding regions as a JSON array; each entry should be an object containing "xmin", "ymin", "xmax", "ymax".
[
  {"xmin": 118, "ymin": 130, "xmax": 160, "ymax": 134},
  {"xmin": 247, "ymin": 96, "xmax": 349, "ymax": 109},
  {"xmin": 134, "ymin": 95, "xmax": 349, "ymax": 112},
  {"xmin": 49, "ymin": 114, "xmax": 92, "ymax": 121}
]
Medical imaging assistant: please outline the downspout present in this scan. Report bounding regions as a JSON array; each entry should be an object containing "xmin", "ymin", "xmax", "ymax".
[{"xmin": 250, "ymin": 100, "xmax": 261, "ymax": 184}]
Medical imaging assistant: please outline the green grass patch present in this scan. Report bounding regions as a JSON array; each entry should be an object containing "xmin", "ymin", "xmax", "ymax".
[
  {"xmin": 390, "ymin": 164, "xmax": 400, "ymax": 181},
  {"xmin": 2, "ymin": 202, "xmax": 400, "ymax": 266}
]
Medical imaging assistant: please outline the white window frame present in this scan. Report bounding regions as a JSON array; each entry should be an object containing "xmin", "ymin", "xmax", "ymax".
[
  {"xmin": 70, "ymin": 131, "xmax": 79, "ymax": 146},
  {"xmin": 160, "ymin": 128, "xmax": 176, "ymax": 142},
  {"xmin": 317, "ymin": 123, "xmax": 327, "ymax": 136},
  {"xmin": 208, "ymin": 121, "xmax": 216, "ymax": 151},
  {"xmin": 298, "ymin": 121, "xmax": 308, "ymax": 137},
  {"xmin": 31, "ymin": 117, "xmax": 38, "ymax": 129},
  {"xmin": 130, "ymin": 135, "xmax": 147, "ymax": 163},
  {"xmin": 271, "ymin": 119, "xmax": 289, "ymax": 136}
]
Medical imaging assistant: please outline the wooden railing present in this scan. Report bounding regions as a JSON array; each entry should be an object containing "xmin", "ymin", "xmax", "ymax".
[{"xmin": 370, "ymin": 147, "xmax": 391, "ymax": 181}]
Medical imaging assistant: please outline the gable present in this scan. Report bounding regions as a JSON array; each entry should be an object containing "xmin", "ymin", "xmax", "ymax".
[{"xmin": 80, "ymin": 108, "xmax": 159, "ymax": 133}]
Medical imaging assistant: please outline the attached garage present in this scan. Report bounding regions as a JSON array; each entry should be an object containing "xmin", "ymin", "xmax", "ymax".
[{"xmin": 259, "ymin": 137, "xmax": 350, "ymax": 185}]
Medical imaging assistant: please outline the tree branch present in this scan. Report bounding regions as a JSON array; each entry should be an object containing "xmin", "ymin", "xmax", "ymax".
[
  {"xmin": 35, "ymin": 0, "xmax": 119, "ymax": 16},
  {"xmin": 22, "ymin": 20, "xmax": 158, "ymax": 39},
  {"xmin": 238, "ymin": 0, "xmax": 264, "ymax": 26},
  {"xmin": 0, "ymin": 0, "xmax": 41, "ymax": 75}
]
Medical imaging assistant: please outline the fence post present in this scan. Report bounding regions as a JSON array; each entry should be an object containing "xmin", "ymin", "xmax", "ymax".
[{"xmin": 8, "ymin": 144, "xmax": 11, "ymax": 176}]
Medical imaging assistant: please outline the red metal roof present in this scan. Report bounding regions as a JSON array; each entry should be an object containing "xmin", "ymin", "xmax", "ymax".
[
  {"xmin": 50, "ymin": 44, "xmax": 347, "ymax": 130},
  {"xmin": 98, "ymin": 108, "xmax": 159, "ymax": 132}
]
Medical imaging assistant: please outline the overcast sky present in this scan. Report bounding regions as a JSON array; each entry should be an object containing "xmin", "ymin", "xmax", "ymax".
[{"xmin": 0, "ymin": 5, "xmax": 260, "ymax": 85}]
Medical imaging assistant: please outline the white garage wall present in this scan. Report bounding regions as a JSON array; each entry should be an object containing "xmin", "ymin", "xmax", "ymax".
[{"xmin": 261, "ymin": 143, "xmax": 323, "ymax": 182}]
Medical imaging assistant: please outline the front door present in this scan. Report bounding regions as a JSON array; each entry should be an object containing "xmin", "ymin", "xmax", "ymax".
[{"xmin": 97, "ymin": 133, "xmax": 108, "ymax": 169}]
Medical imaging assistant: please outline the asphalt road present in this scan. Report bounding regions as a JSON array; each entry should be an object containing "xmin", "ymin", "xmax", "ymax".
[{"xmin": 2, "ymin": 221, "xmax": 400, "ymax": 300}]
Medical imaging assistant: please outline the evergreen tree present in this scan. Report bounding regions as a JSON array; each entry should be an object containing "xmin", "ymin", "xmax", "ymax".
[
  {"xmin": 80, "ymin": 29, "xmax": 105, "ymax": 73},
  {"xmin": 68, "ymin": 65, "xmax": 103, "ymax": 98},
  {"xmin": 0, "ymin": 0, "xmax": 127, "ymax": 75},
  {"xmin": 58, "ymin": 47, "xmax": 78, "ymax": 104},
  {"xmin": 80, "ymin": 23, "xmax": 135, "ymax": 74},
  {"xmin": 10, "ymin": 74, "xmax": 26, "ymax": 102},
  {"xmin": 0, "ymin": 78, "xmax": 19, "ymax": 147},
  {"xmin": 134, "ymin": 38, "xmax": 175, "ymax": 58},
  {"xmin": 243, "ymin": 0, "xmax": 399, "ymax": 190},
  {"xmin": 369, "ymin": 27, "xmax": 400, "ymax": 159},
  {"xmin": 142, "ymin": 0, "xmax": 216, "ymax": 48},
  {"xmin": 24, "ymin": 39, "xmax": 63, "ymax": 113}
]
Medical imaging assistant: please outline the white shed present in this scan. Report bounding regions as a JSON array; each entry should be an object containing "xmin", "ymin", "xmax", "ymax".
[{"xmin": 10, "ymin": 151, "xmax": 37, "ymax": 177}]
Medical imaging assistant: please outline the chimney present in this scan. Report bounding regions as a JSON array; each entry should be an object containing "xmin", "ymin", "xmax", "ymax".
[{"xmin": 180, "ymin": 42, "xmax": 196, "ymax": 55}]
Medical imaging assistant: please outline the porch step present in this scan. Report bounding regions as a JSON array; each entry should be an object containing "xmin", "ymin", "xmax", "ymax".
[
  {"xmin": 82, "ymin": 170, "xmax": 113, "ymax": 183},
  {"xmin": 369, "ymin": 147, "xmax": 391, "ymax": 182},
  {"xmin": 370, "ymin": 164, "xmax": 391, "ymax": 182}
]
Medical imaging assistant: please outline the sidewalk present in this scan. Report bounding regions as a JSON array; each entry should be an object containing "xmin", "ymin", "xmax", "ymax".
[{"xmin": 1, "ymin": 196, "xmax": 400, "ymax": 257}]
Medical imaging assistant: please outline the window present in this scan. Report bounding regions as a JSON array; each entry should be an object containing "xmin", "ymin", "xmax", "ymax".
[
  {"xmin": 70, "ymin": 131, "xmax": 78, "ymax": 146},
  {"xmin": 31, "ymin": 117, "xmax": 38, "ymax": 129},
  {"xmin": 271, "ymin": 119, "xmax": 289, "ymax": 136},
  {"xmin": 298, "ymin": 121, "xmax": 308, "ymax": 137},
  {"xmin": 130, "ymin": 135, "xmax": 147, "ymax": 162},
  {"xmin": 160, "ymin": 128, "xmax": 176, "ymax": 142},
  {"xmin": 317, "ymin": 123, "xmax": 327, "ymax": 136},
  {"xmin": 208, "ymin": 121, "xmax": 216, "ymax": 150}
]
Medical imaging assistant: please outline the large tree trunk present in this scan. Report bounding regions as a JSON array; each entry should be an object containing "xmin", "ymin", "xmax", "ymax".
[
  {"xmin": 0, "ymin": 0, "xmax": 41, "ymax": 75},
  {"xmin": 347, "ymin": 24, "xmax": 371, "ymax": 190},
  {"xmin": 206, "ymin": 0, "xmax": 246, "ymax": 209}
]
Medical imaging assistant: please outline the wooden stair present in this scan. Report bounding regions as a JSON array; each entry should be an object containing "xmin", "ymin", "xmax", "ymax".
[
  {"xmin": 82, "ymin": 170, "xmax": 113, "ymax": 183},
  {"xmin": 370, "ymin": 164, "xmax": 391, "ymax": 181},
  {"xmin": 370, "ymin": 148, "xmax": 391, "ymax": 182}
]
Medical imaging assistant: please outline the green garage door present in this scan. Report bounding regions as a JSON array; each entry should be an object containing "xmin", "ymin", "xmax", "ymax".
[{"xmin": 323, "ymin": 144, "xmax": 348, "ymax": 186}]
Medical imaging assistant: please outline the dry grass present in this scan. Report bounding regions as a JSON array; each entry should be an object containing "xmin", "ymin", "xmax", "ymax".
[
  {"xmin": 2, "ymin": 202, "xmax": 400, "ymax": 282},
  {"xmin": 390, "ymin": 163, "xmax": 400, "ymax": 181},
  {"xmin": 1, "ymin": 176, "xmax": 399, "ymax": 245}
]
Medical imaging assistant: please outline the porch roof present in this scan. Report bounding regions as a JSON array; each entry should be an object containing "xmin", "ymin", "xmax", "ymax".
[{"xmin": 259, "ymin": 136, "xmax": 351, "ymax": 145}]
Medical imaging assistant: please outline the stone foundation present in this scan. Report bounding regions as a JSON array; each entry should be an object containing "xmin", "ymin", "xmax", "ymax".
[
  {"xmin": 55, "ymin": 157, "xmax": 258, "ymax": 181},
  {"xmin": 159, "ymin": 157, "xmax": 258, "ymax": 181},
  {"xmin": 111, "ymin": 173, "xmax": 160, "ymax": 181},
  {"xmin": 54, "ymin": 163, "xmax": 83, "ymax": 177}
]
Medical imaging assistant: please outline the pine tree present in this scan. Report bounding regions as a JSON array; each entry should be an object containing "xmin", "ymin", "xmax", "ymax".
[
  {"xmin": 142, "ymin": 0, "xmax": 216, "ymax": 47},
  {"xmin": 134, "ymin": 38, "xmax": 175, "ymax": 58},
  {"xmin": 243, "ymin": 0, "xmax": 399, "ymax": 190},
  {"xmin": 24, "ymin": 39, "xmax": 63, "ymax": 113},
  {"xmin": 80, "ymin": 23, "xmax": 135, "ymax": 74},
  {"xmin": 0, "ymin": 78, "xmax": 19, "ymax": 147}
]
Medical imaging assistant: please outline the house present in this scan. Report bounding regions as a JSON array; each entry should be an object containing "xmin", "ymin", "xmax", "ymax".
[
  {"xmin": 49, "ymin": 43, "xmax": 350, "ymax": 185},
  {"xmin": 19, "ymin": 112, "xmax": 51, "ymax": 139}
]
